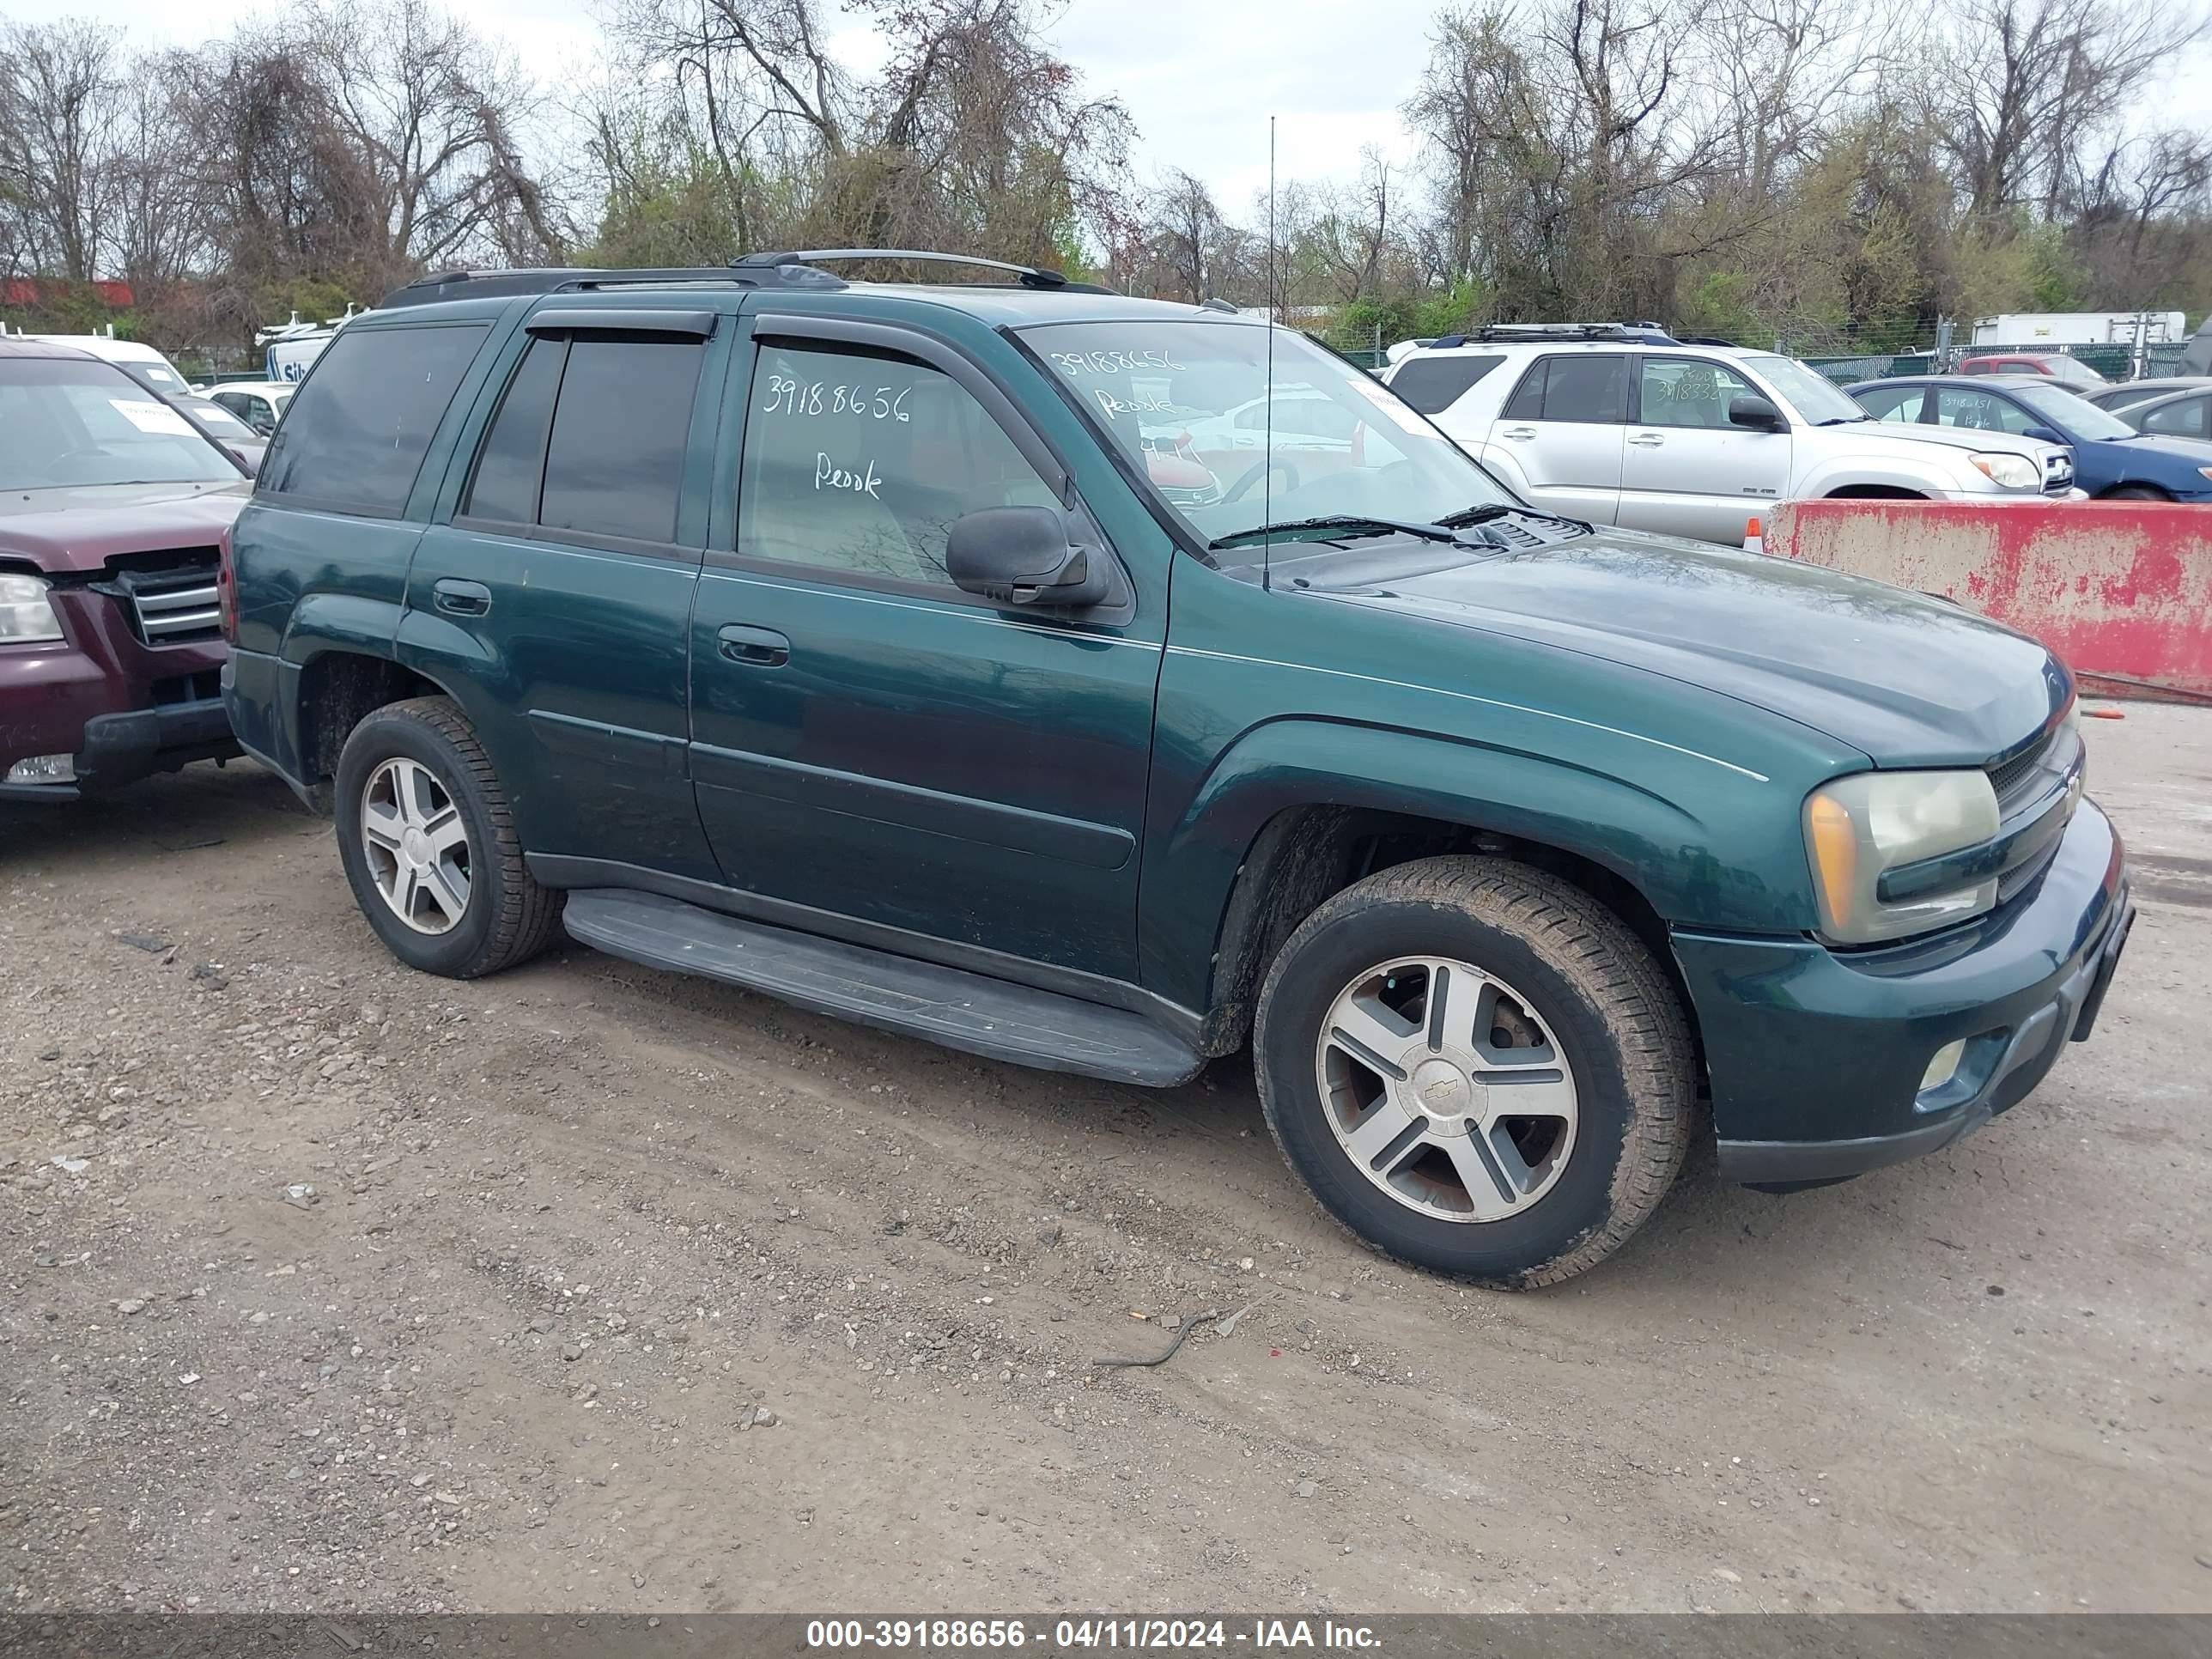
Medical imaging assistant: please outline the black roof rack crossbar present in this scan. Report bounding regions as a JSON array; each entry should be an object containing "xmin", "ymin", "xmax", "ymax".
[
  {"xmin": 733, "ymin": 248, "xmax": 1119, "ymax": 295},
  {"xmin": 1468, "ymin": 321, "xmax": 1680, "ymax": 345}
]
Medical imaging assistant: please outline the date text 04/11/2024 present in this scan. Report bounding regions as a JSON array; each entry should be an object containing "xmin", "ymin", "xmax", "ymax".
[{"xmin": 804, "ymin": 1620, "xmax": 1384, "ymax": 1650}]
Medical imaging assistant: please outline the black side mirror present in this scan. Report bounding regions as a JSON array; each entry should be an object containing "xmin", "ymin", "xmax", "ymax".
[
  {"xmin": 1728, "ymin": 394, "xmax": 1785, "ymax": 432},
  {"xmin": 226, "ymin": 445, "xmax": 259, "ymax": 477},
  {"xmin": 945, "ymin": 506, "xmax": 1109, "ymax": 609},
  {"xmin": 2024, "ymin": 425, "xmax": 2065, "ymax": 446}
]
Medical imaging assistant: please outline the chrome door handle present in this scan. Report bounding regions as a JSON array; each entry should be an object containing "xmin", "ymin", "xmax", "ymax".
[
  {"xmin": 1501, "ymin": 426, "xmax": 1538, "ymax": 441},
  {"xmin": 1627, "ymin": 433, "xmax": 1665, "ymax": 447},
  {"xmin": 432, "ymin": 578, "xmax": 491, "ymax": 617},
  {"xmin": 717, "ymin": 623, "xmax": 790, "ymax": 667}
]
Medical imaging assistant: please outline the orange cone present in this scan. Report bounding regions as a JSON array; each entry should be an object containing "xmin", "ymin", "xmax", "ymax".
[{"xmin": 1742, "ymin": 516, "xmax": 1765, "ymax": 555}]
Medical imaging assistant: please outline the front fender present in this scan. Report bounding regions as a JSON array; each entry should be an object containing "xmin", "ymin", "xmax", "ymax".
[
  {"xmin": 1136, "ymin": 714, "xmax": 1804, "ymax": 1012},
  {"xmin": 1794, "ymin": 447, "xmax": 1965, "ymax": 498}
]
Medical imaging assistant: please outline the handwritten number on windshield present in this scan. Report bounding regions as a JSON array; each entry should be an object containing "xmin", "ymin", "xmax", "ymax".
[{"xmin": 1050, "ymin": 349, "xmax": 1186, "ymax": 378}]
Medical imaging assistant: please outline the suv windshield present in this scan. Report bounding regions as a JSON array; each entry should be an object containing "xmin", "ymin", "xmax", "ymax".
[
  {"xmin": 0, "ymin": 356, "xmax": 239, "ymax": 490},
  {"xmin": 1739, "ymin": 355, "xmax": 1868, "ymax": 424},
  {"xmin": 1020, "ymin": 321, "xmax": 1512, "ymax": 546}
]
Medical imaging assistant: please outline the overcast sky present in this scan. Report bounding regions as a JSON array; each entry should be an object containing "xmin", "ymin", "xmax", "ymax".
[{"xmin": 9, "ymin": 0, "xmax": 2209, "ymax": 210}]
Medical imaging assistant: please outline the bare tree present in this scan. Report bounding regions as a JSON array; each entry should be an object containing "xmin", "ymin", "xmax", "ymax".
[
  {"xmin": 107, "ymin": 52, "xmax": 213, "ymax": 289},
  {"xmin": 1142, "ymin": 168, "xmax": 1227, "ymax": 302},
  {"xmin": 1929, "ymin": 0, "xmax": 2211, "ymax": 222},
  {"xmin": 587, "ymin": 0, "xmax": 1126, "ymax": 264},
  {"xmin": 0, "ymin": 20, "xmax": 127, "ymax": 283},
  {"xmin": 851, "ymin": 0, "xmax": 1133, "ymax": 257},
  {"xmin": 309, "ymin": 0, "xmax": 567, "ymax": 273},
  {"xmin": 1702, "ymin": 0, "xmax": 1912, "ymax": 202},
  {"xmin": 1405, "ymin": 0, "xmax": 1731, "ymax": 319},
  {"xmin": 1308, "ymin": 149, "xmax": 1400, "ymax": 303}
]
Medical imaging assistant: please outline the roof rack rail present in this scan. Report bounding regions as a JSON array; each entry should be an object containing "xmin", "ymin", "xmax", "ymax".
[
  {"xmin": 734, "ymin": 248, "xmax": 1119, "ymax": 295},
  {"xmin": 378, "ymin": 249, "xmax": 1123, "ymax": 313},
  {"xmin": 1469, "ymin": 321, "xmax": 1680, "ymax": 345},
  {"xmin": 379, "ymin": 262, "xmax": 848, "ymax": 309}
]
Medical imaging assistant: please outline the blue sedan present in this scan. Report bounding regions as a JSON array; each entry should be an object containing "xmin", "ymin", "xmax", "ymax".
[{"xmin": 1850, "ymin": 374, "xmax": 2212, "ymax": 502}]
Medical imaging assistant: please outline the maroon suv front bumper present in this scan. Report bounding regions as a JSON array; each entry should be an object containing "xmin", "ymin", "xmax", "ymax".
[{"xmin": 0, "ymin": 582, "xmax": 234, "ymax": 802}]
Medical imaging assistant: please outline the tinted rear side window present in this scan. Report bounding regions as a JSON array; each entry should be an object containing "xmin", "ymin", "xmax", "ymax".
[
  {"xmin": 538, "ymin": 337, "xmax": 704, "ymax": 544},
  {"xmin": 261, "ymin": 324, "xmax": 487, "ymax": 514},
  {"xmin": 2141, "ymin": 395, "xmax": 2209, "ymax": 439},
  {"xmin": 464, "ymin": 337, "xmax": 566, "ymax": 524},
  {"xmin": 1540, "ymin": 355, "xmax": 1627, "ymax": 422},
  {"xmin": 1853, "ymin": 384, "xmax": 1927, "ymax": 422},
  {"xmin": 1501, "ymin": 360, "xmax": 1547, "ymax": 420},
  {"xmin": 1390, "ymin": 354, "xmax": 1504, "ymax": 415}
]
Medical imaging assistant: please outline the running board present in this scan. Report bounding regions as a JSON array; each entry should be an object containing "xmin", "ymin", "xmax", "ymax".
[{"xmin": 560, "ymin": 889, "xmax": 1203, "ymax": 1087}]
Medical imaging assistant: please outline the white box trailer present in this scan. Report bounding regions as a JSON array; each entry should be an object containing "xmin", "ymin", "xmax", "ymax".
[{"xmin": 1971, "ymin": 311, "xmax": 2186, "ymax": 345}]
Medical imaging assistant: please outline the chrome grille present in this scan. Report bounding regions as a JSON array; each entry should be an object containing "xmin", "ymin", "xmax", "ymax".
[
  {"xmin": 112, "ymin": 556, "xmax": 222, "ymax": 645},
  {"xmin": 2040, "ymin": 453, "xmax": 2074, "ymax": 496},
  {"xmin": 1989, "ymin": 727, "xmax": 2065, "ymax": 814},
  {"xmin": 1985, "ymin": 718, "xmax": 2086, "ymax": 907}
]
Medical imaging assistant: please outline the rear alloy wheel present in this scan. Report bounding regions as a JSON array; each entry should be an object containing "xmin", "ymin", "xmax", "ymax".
[
  {"xmin": 360, "ymin": 757, "xmax": 473, "ymax": 935},
  {"xmin": 333, "ymin": 696, "xmax": 562, "ymax": 979},
  {"xmin": 1255, "ymin": 856, "xmax": 1696, "ymax": 1287}
]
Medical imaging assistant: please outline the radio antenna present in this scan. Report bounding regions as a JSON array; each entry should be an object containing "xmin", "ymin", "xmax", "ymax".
[{"xmin": 1261, "ymin": 114, "xmax": 1277, "ymax": 594}]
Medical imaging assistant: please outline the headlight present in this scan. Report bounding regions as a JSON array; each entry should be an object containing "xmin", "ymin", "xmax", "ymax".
[
  {"xmin": 0, "ymin": 573, "xmax": 64, "ymax": 643},
  {"xmin": 1969, "ymin": 453, "xmax": 2039, "ymax": 489},
  {"xmin": 1804, "ymin": 770, "xmax": 2000, "ymax": 944}
]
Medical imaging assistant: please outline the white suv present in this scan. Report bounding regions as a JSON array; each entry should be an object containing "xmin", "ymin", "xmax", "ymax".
[{"xmin": 1383, "ymin": 325, "xmax": 2078, "ymax": 544}]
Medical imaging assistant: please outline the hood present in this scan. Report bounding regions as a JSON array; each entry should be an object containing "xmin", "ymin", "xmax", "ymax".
[
  {"xmin": 0, "ymin": 481, "xmax": 250, "ymax": 574},
  {"xmin": 1331, "ymin": 528, "xmax": 2064, "ymax": 766},
  {"xmin": 1838, "ymin": 420, "xmax": 2054, "ymax": 462},
  {"xmin": 2099, "ymin": 430, "xmax": 2212, "ymax": 466}
]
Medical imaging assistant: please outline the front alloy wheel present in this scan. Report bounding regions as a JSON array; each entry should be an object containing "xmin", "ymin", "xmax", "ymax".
[
  {"xmin": 1254, "ymin": 856, "xmax": 1695, "ymax": 1286},
  {"xmin": 1318, "ymin": 957, "xmax": 1577, "ymax": 1223},
  {"xmin": 360, "ymin": 757, "xmax": 473, "ymax": 934}
]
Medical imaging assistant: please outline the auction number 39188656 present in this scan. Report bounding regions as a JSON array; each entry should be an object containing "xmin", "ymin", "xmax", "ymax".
[{"xmin": 804, "ymin": 1619, "xmax": 1384, "ymax": 1650}]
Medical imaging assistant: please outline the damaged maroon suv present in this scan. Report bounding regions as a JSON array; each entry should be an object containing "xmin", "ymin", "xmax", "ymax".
[{"xmin": 1, "ymin": 337, "xmax": 246, "ymax": 801}]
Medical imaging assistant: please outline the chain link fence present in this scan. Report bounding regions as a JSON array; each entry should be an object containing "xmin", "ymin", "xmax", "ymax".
[{"xmin": 1805, "ymin": 342, "xmax": 2194, "ymax": 386}]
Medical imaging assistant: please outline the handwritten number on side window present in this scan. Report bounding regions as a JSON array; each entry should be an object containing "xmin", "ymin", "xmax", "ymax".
[{"xmin": 762, "ymin": 374, "xmax": 911, "ymax": 423}]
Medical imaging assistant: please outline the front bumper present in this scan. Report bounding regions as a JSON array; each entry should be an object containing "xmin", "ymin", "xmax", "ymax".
[
  {"xmin": 1673, "ymin": 799, "xmax": 2130, "ymax": 1188},
  {"xmin": 0, "ymin": 586, "xmax": 236, "ymax": 802}
]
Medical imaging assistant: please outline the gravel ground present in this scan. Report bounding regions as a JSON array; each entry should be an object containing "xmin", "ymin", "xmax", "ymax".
[{"xmin": 3, "ymin": 703, "xmax": 2207, "ymax": 1615}]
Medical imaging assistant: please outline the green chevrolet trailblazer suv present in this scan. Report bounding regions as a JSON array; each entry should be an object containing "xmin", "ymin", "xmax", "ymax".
[{"xmin": 221, "ymin": 252, "xmax": 2133, "ymax": 1285}]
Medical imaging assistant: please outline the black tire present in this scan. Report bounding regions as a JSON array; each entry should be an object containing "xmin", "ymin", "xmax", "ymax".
[
  {"xmin": 1253, "ymin": 856, "xmax": 1695, "ymax": 1287},
  {"xmin": 2103, "ymin": 485, "xmax": 2169, "ymax": 501},
  {"xmin": 332, "ymin": 696, "xmax": 562, "ymax": 979}
]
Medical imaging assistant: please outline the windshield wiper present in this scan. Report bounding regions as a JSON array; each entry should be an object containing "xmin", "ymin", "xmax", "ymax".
[
  {"xmin": 1210, "ymin": 514, "xmax": 1461, "ymax": 550},
  {"xmin": 1814, "ymin": 414, "xmax": 1868, "ymax": 426}
]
